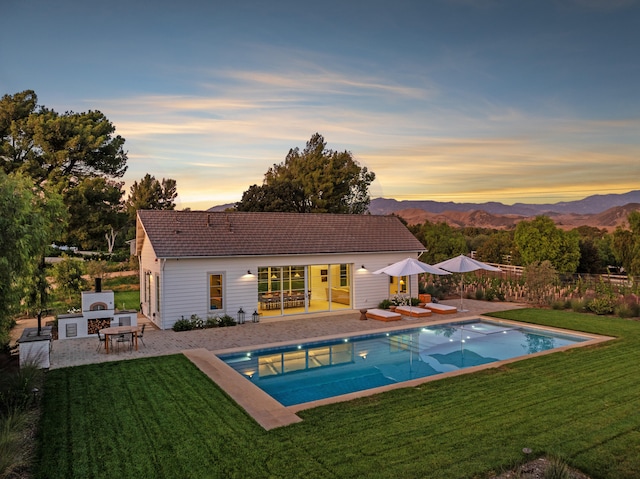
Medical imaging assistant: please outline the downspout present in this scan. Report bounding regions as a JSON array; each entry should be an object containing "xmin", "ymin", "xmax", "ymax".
[{"xmin": 160, "ymin": 258, "xmax": 166, "ymax": 329}]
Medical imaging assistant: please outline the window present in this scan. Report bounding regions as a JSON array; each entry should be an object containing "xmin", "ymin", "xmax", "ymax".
[
  {"xmin": 156, "ymin": 275, "xmax": 160, "ymax": 312},
  {"xmin": 145, "ymin": 271, "xmax": 152, "ymax": 303},
  {"xmin": 209, "ymin": 274, "xmax": 223, "ymax": 310}
]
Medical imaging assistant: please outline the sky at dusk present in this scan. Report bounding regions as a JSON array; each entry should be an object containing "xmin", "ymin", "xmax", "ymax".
[{"xmin": 2, "ymin": 0, "xmax": 639, "ymax": 210}]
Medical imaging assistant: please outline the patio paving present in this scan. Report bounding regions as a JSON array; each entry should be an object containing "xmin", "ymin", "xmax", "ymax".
[{"xmin": 27, "ymin": 299, "xmax": 525, "ymax": 370}]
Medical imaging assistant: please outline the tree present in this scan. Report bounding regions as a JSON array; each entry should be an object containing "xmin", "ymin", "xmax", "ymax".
[
  {"xmin": 0, "ymin": 90, "xmax": 128, "ymax": 249},
  {"xmin": 476, "ymin": 231, "xmax": 517, "ymax": 264},
  {"xmin": 410, "ymin": 221, "xmax": 467, "ymax": 264},
  {"xmin": 124, "ymin": 174, "xmax": 177, "ymax": 240},
  {"xmin": 0, "ymin": 91, "xmax": 128, "ymax": 185},
  {"xmin": 125, "ymin": 174, "xmax": 177, "ymax": 219},
  {"xmin": 0, "ymin": 171, "xmax": 66, "ymax": 347},
  {"xmin": 236, "ymin": 133, "xmax": 375, "ymax": 214},
  {"xmin": 573, "ymin": 226, "xmax": 611, "ymax": 274},
  {"xmin": 612, "ymin": 211, "xmax": 640, "ymax": 276},
  {"xmin": 62, "ymin": 177, "xmax": 127, "ymax": 251},
  {"xmin": 51, "ymin": 256, "xmax": 87, "ymax": 304},
  {"xmin": 514, "ymin": 216, "xmax": 580, "ymax": 273}
]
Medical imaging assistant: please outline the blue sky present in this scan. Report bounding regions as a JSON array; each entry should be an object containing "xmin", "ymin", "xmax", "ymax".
[{"xmin": 2, "ymin": 0, "xmax": 639, "ymax": 210}]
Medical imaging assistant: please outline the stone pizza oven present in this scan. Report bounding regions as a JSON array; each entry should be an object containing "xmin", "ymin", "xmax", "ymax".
[{"xmin": 57, "ymin": 278, "xmax": 138, "ymax": 339}]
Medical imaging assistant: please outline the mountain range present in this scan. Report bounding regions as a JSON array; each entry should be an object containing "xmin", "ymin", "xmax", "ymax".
[
  {"xmin": 209, "ymin": 190, "xmax": 640, "ymax": 231},
  {"xmin": 369, "ymin": 191, "xmax": 640, "ymax": 231}
]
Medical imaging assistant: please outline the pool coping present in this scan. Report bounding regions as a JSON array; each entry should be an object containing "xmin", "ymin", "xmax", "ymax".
[{"xmin": 184, "ymin": 314, "xmax": 614, "ymax": 430}]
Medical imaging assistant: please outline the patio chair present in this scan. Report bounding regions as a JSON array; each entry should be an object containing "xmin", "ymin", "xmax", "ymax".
[
  {"xmin": 96, "ymin": 331, "xmax": 111, "ymax": 352},
  {"xmin": 137, "ymin": 324, "xmax": 146, "ymax": 347},
  {"xmin": 116, "ymin": 332, "xmax": 133, "ymax": 352}
]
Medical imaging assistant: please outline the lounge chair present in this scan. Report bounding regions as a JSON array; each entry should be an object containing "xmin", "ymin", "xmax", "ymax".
[
  {"xmin": 365, "ymin": 308, "xmax": 402, "ymax": 322},
  {"xmin": 395, "ymin": 305, "xmax": 432, "ymax": 318},
  {"xmin": 424, "ymin": 302, "xmax": 457, "ymax": 314}
]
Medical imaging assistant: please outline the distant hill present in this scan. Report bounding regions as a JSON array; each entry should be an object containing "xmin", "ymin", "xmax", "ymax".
[
  {"xmin": 392, "ymin": 203, "xmax": 640, "ymax": 231},
  {"xmin": 206, "ymin": 191, "xmax": 640, "ymax": 231},
  {"xmin": 369, "ymin": 190, "xmax": 640, "ymax": 216},
  {"xmin": 207, "ymin": 203, "xmax": 235, "ymax": 212}
]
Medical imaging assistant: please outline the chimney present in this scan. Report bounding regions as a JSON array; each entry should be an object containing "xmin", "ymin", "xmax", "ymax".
[{"xmin": 95, "ymin": 277, "xmax": 102, "ymax": 293}]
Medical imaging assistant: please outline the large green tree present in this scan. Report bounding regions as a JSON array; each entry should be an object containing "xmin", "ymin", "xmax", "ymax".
[
  {"xmin": 0, "ymin": 90, "xmax": 127, "ymax": 185},
  {"xmin": 475, "ymin": 230, "xmax": 518, "ymax": 264},
  {"xmin": 0, "ymin": 90, "xmax": 128, "ymax": 249},
  {"xmin": 514, "ymin": 215, "xmax": 580, "ymax": 273},
  {"xmin": 410, "ymin": 220, "xmax": 467, "ymax": 264},
  {"xmin": 0, "ymin": 171, "xmax": 66, "ymax": 347},
  {"xmin": 236, "ymin": 133, "xmax": 375, "ymax": 214},
  {"xmin": 124, "ymin": 174, "xmax": 177, "ymax": 240},
  {"xmin": 62, "ymin": 177, "xmax": 127, "ymax": 251},
  {"xmin": 125, "ymin": 174, "xmax": 177, "ymax": 219},
  {"xmin": 612, "ymin": 211, "xmax": 640, "ymax": 276}
]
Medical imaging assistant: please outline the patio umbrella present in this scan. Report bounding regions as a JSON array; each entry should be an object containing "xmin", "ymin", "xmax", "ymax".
[
  {"xmin": 373, "ymin": 258, "xmax": 450, "ymax": 315},
  {"xmin": 434, "ymin": 255, "xmax": 502, "ymax": 312}
]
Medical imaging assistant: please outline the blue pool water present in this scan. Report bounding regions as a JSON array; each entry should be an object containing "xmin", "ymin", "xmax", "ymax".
[{"xmin": 218, "ymin": 319, "xmax": 588, "ymax": 406}]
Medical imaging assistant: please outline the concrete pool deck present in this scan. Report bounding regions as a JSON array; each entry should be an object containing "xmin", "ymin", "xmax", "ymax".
[{"xmin": 32, "ymin": 299, "xmax": 525, "ymax": 370}]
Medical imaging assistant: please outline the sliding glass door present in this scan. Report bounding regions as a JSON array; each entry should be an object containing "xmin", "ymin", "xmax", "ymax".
[{"xmin": 257, "ymin": 263, "xmax": 352, "ymax": 317}]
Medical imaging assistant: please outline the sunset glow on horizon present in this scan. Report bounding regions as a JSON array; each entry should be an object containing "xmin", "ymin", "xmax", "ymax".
[{"xmin": 3, "ymin": 0, "xmax": 639, "ymax": 210}]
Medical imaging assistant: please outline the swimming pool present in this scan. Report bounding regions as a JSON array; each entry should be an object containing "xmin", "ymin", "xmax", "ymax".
[{"xmin": 218, "ymin": 318, "xmax": 591, "ymax": 407}]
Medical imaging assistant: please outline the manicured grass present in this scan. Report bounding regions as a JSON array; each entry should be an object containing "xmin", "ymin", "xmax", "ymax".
[
  {"xmin": 113, "ymin": 290, "xmax": 140, "ymax": 311},
  {"xmin": 35, "ymin": 309, "xmax": 640, "ymax": 478}
]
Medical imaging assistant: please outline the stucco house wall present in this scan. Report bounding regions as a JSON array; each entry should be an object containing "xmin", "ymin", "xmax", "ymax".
[{"xmin": 136, "ymin": 210, "xmax": 425, "ymax": 330}]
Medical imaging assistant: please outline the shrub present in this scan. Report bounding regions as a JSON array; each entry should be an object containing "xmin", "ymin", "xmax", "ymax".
[
  {"xmin": 205, "ymin": 316, "xmax": 219, "ymax": 328},
  {"xmin": 551, "ymin": 300, "xmax": 566, "ymax": 310},
  {"xmin": 217, "ymin": 314, "xmax": 237, "ymax": 327},
  {"xmin": 0, "ymin": 362, "xmax": 42, "ymax": 415},
  {"xmin": 172, "ymin": 316, "xmax": 195, "ymax": 331},
  {"xmin": 485, "ymin": 288, "xmax": 496, "ymax": 301},
  {"xmin": 0, "ymin": 409, "xmax": 29, "ymax": 478},
  {"xmin": 378, "ymin": 299, "xmax": 392, "ymax": 309},
  {"xmin": 615, "ymin": 302, "xmax": 635, "ymax": 318},
  {"xmin": 475, "ymin": 288, "xmax": 484, "ymax": 300},
  {"xmin": 390, "ymin": 295, "xmax": 410, "ymax": 306},
  {"xmin": 570, "ymin": 298, "xmax": 588, "ymax": 313},
  {"xmin": 587, "ymin": 297, "xmax": 615, "ymax": 315}
]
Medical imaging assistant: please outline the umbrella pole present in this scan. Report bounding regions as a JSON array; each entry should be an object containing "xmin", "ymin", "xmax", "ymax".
[{"xmin": 459, "ymin": 275, "xmax": 468, "ymax": 312}]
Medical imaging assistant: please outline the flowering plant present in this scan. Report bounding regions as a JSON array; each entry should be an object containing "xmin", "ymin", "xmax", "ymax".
[{"xmin": 390, "ymin": 295, "xmax": 410, "ymax": 306}]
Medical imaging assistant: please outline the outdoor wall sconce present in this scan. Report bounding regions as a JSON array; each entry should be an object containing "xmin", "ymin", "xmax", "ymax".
[
  {"xmin": 237, "ymin": 308, "xmax": 245, "ymax": 324},
  {"xmin": 252, "ymin": 310, "xmax": 260, "ymax": 323}
]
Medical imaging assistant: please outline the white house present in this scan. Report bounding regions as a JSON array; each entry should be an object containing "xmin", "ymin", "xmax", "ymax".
[{"xmin": 135, "ymin": 210, "xmax": 426, "ymax": 330}]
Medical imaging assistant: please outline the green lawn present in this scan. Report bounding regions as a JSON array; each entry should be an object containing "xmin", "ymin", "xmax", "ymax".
[
  {"xmin": 35, "ymin": 309, "xmax": 640, "ymax": 478},
  {"xmin": 113, "ymin": 290, "xmax": 140, "ymax": 311}
]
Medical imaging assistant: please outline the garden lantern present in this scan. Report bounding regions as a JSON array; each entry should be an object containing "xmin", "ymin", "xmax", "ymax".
[{"xmin": 237, "ymin": 308, "xmax": 245, "ymax": 324}]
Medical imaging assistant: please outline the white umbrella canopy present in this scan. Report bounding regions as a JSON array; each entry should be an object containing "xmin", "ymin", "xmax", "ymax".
[
  {"xmin": 434, "ymin": 254, "xmax": 502, "ymax": 274},
  {"xmin": 433, "ymin": 255, "xmax": 502, "ymax": 311},
  {"xmin": 373, "ymin": 257, "xmax": 451, "ymax": 277},
  {"xmin": 374, "ymin": 258, "xmax": 450, "ymax": 315}
]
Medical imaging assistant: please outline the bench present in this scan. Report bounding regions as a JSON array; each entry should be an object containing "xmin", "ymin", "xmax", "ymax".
[
  {"xmin": 395, "ymin": 305, "xmax": 432, "ymax": 318},
  {"xmin": 365, "ymin": 308, "xmax": 402, "ymax": 322},
  {"xmin": 425, "ymin": 303, "xmax": 457, "ymax": 314}
]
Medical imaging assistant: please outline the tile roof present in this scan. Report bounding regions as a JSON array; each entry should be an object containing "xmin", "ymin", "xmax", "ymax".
[{"xmin": 136, "ymin": 210, "xmax": 425, "ymax": 258}]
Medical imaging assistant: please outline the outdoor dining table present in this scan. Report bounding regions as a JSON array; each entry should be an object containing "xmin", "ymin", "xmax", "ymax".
[{"xmin": 99, "ymin": 325, "xmax": 141, "ymax": 353}]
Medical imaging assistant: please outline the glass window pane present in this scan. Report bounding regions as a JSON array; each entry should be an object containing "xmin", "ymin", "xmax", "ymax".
[{"xmin": 209, "ymin": 274, "xmax": 223, "ymax": 310}]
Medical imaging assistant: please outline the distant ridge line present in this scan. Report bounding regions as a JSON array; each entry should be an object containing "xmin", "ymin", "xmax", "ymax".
[{"xmin": 368, "ymin": 190, "xmax": 640, "ymax": 216}]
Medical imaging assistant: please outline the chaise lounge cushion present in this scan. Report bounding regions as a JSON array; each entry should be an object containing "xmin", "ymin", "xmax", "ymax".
[
  {"xmin": 365, "ymin": 308, "xmax": 402, "ymax": 322},
  {"xmin": 425, "ymin": 302, "xmax": 457, "ymax": 314},
  {"xmin": 395, "ymin": 305, "xmax": 432, "ymax": 317}
]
